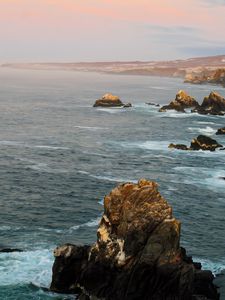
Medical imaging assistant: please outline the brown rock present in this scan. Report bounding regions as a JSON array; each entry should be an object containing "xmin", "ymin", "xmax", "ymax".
[
  {"xmin": 50, "ymin": 179, "xmax": 219, "ymax": 300},
  {"xmin": 159, "ymin": 90, "xmax": 199, "ymax": 112},
  {"xmin": 192, "ymin": 91, "xmax": 225, "ymax": 116},
  {"xmin": 93, "ymin": 93, "xmax": 124, "ymax": 107}
]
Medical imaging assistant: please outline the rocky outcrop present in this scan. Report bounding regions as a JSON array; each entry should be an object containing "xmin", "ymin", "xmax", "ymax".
[
  {"xmin": 185, "ymin": 68, "xmax": 225, "ymax": 87},
  {"xmin": 50, "ymin": 179, "xmax": 219, "ymax": 300},
  {"xmin": 159, "ymin": 90, "xmax": 199, "ymax": 112},
  {"xmin": 169, "ymin": 135, "xmax": 223, "ymax": 152},
  {"xmin": 192, "ymin": 92, "xmax": 225, "ymax": 115},
  {"xmin": 216, "ymin": 127, "xmax": 225, "ymax": 135},
  {"xmin": 93, "ymin": 93, "xmax": 131, "ymax": 108},
  {"xmin": 146, "ymin": 102, "xmax": 160, "ymax": 107}
]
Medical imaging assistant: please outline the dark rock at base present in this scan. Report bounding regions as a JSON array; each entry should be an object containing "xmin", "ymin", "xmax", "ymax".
[
  {"xmin": 192, "ymin": 92, "xmax": 225, "ymax": 116},
  {"xmin": 216, "ymin": 127, "xmax": 225, "ymax": 135},
  {"xmin": 146, "ymin": 102, "xmax": 160, "ymax": 107},
  {"xmin": 190, "ymin": 135, "xmax": 223, "ymax": 151},
  {"xmin": 93, "ymin": 93, "xmax": 124, "ymax": 107},
  {"xmin": 159, "ymin": 90, "xmax": 199, "ymax": 112},
  {"xmin": 168, "ymin": 143, "xmax": 189, "ymax": 150},
  {"xmin": 0, "ymin": 247, "xmax": 23, "ymax": 253},
  {"xmin": 50, "ymin": 179, "xmax": 219, "ymax": 300},
  {"xmin": 123, "ymin": 102, "xmax": 132, "ymax": 108},
  {"xmin": 169, "ymin": 135, "xmax": 223, "ymax": 152}
]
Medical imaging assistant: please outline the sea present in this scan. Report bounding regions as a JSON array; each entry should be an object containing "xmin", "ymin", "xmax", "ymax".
[{"xmin": 0, "ymin": 68, "xmax": 224, "ymax": 299}]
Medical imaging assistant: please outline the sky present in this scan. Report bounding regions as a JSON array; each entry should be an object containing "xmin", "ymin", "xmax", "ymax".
[{"xmin": 0, "ymin": 0, "xmax": 225, "ymax": 62}]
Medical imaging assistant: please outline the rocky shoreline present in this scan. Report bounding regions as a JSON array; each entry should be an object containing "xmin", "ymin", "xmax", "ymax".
[{"xmin": 50, "ymin": 180, "xmax": 219, "ymax": 300}]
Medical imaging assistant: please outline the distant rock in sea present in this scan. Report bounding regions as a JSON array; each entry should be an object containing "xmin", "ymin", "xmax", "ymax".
[
  {"xmin": 93, "ymin": 93, "xmax": 132, "ymax": 108},
  {"xmin": 159, "ymin": 90, "xmax": 199, "ymax": 112},
  {"xmin": 145, "ymin": 102, "xmax": 160, "ymax": 107},
  {"xmin": 216, "ymin": 127, "xmax": 225, "ymax": 135},
  {"xmin": 192, "ymin": 91, "xmax": 225, "ymax": 116},
  {"xmin": 50, "ymin": 179, "xmax": 219, "ymax": 300},
  {"xmin": 169, "ymin": 135, "xmax": 223, "ymax": 152}
]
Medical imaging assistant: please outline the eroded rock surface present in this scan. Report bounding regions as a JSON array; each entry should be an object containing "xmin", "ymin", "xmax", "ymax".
[
  {"xmin": 169, "ymin": 135, "xmax": 223, "ymax": 152},
  {"xmin": 159, "ymin": 90, "xmax": 199, "ymax": 112},
  {"xmin": 192, "ymin": 92, "xmax": 225, "ymax": 115},
  {"xmin": 50, "ymin": 179, "xmax": 219, "ymax": 300}
]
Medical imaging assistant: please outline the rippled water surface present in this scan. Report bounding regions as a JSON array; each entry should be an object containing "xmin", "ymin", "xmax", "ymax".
[{"xmin": 0, "ymin": 68, "xmax": 225, "ymax": 299}]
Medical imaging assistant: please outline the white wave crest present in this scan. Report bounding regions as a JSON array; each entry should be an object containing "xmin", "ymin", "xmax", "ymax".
[{"xmin": 0, "ymin": 249, "xmax": 53, "ymax": 287}]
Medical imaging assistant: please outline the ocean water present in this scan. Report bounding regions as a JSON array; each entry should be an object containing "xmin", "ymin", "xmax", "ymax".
[{"xmin": 0, "ymin": 68, "xmax": 224, "ymax": 299}]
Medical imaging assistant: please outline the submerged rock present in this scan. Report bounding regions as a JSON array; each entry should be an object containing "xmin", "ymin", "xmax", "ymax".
[
  {"xmin": 93, "ymin": 93, "xmax": 131, "ymax": 108},
  {"xmin": 50, "ymin": 179, "xmax": 219, "ymax": 300},
  {"xmin": 146, "ymin": 102, "xmax": 160, "ymax": 107},
  {"xmin": 0, "ymin": 247, "xmax": 23, "ymax": 253},
  {"xmin": 169, "ymin": 135, "xmax": 223, "ymax": 152},
  {"xmin": 192, "ymin": 92, "xmax": 225, "ymax": 116},
  {"xmin": 216, "ymin": 127, "xmax": 225, "ymax": 135},
  {"xmin": 159, "ymin": 90, "xmax": 199, "ymax": 112}
]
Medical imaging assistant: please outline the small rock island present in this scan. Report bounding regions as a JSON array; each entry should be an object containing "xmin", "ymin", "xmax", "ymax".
[
  {"xmin": 50, "ymin": 179, "xmax": 219, "ymax": 300},
  {"xmin": 192, "ymin": 91, "xmax": 225, "ymax": 116},
  {"xmin": 93, "ymin": 93, "xmax": 132, "ymax": 108}
]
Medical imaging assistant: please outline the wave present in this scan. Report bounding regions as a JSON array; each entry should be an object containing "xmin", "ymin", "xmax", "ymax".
[
  {"xmin": 74, "ymin": 125, "xmax": 108, "ymax": 130},
  {"xmin": 188, "ymin": 126, "xmax": 215, "ymax": 135},
  {"xmin": 194, "ymin": 257, "xmax": 225, "ymax": 275},
  {"xmin": 69, "ymin": 217, "xmax": 101, "ymax": 232},
  {"xmin": 119, "ymin": 140, "xmax": 172, "ymax": 152},
  {"xmin": 0, "ymin": 141, "xmax": 69, "ymax": 150},
  {"xmin": 0, "ymin": 249, "xmax": 53, "ymax": 287},
  {"xmin": 78, "ymin": 170, "xmax": 137, "ymax": 183},
  {"xmin": 96, "ymin": 107, "xmax": 126, "ymax": 114},
  {"xmin": 195, "ymin": 121, "xmax": 217, "ymax": 125},
  {"xmin": 173, "ymin": 166, "xmax": 225, "ymax": 191}
]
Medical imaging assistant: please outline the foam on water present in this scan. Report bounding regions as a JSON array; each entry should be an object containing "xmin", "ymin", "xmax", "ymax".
[
  {"xmin": 188, "ymin": 126, "xmax": 215, "ymax": 135},
  {"xmin": 194, "ymin": 257, "xmax": 225, "ymax": 275},
  {"xmin": 74, "ymin": 125, "xmax": 108, "ymax": 130},
  {"xmin": 96, "ymin": 107, "xmax": 126, "ymax": 114},
  {"xmin": 0, "ymin": 249, "xmax": 53, "ymax": 287},
  {"xmin": 173, "ymin": 166, "xmax": 225, "ymax": 191},
  {"xmin": 0, "ymin": 141, "xmax": 69, "ymax": 150}
]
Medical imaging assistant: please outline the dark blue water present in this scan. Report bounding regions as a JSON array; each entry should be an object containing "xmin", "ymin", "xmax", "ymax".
[{"xmin": 0, "ymin": 68, "xmax": 224, "ymax": 299}]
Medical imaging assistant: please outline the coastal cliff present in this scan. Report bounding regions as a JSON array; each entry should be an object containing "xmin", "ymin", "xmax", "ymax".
[{"xmin": 50, "ymin": 179, "xmax": 219, "ymax": 300}]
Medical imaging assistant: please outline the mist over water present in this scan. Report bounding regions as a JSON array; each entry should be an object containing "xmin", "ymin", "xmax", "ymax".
[{"xmin": 0, "ymin": 68, "xmax": 225, "ymax": 299}]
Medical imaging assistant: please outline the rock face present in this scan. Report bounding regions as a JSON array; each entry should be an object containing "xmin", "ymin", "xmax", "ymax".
[
  {"xmin": 159, "ymin": 90, "xmax": 199, "ymax": 112},
  {"xmin": 93, "ymin": 93, "xmax": 131, "ymax": 108},
  {"xmin": 50, "ymin": 179, "xmax": 219, "ymax": 300},
  {"xmin": 216, "ymin": 127, "xmax": 225, "ymax": 135},
  {"xmin": 169, "ymin": 135, "xmax": 223, "ymax": 152},
  {"xmin": 192, "ymin": 92, "xmax": 225, "ymax": 115}
]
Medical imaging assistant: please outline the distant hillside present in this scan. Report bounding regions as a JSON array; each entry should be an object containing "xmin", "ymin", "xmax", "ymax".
[{"xmin": 2, "ymin": 55, "xmax": 225, "ymax": 86}]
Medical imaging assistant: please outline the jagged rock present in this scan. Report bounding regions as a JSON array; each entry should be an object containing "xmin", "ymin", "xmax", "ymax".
[
  {"xmin": 192, "ymin": 92, "xmax": 225, "ymax": 116},
  {"xmin": 169, "ymin": 135, "xmax": 223, "ymax": 152},
  {"xmin": 216, "ymin": 127, "xmax": 225, "ymax": 135},
  {"xmin": 50, "ymin": 179, "xmax": 219, "ymax": 300},
  {"xmin": 190, "ymin": 135, "xmax": 223, "ymax": 151},
  {"xmin": 93, "ymin": 93, "xmax": 124, "ymax": 107},
  {"xmin": 159, "ymin": 90, "xmax": 199, "ymax": 113}
]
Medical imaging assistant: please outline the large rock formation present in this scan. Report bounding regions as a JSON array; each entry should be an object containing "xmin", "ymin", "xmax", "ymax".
[
  {"xmin": 93, "ymin": 93, "xmax": 131, "ymax": 108},
  {"xmin": 50, "ymin": 179, "xmax": 219, "ymax": 300},
  {"xmin": 185, "ymin": 68, "xmax": 225, "ymax": 87},
  {"xmin": 192, "ymin": 92, "xmax": 225, "ymax": 116},
  {"xmin": 159, "ymin": 90, "xmax": 199, "ymax": 113},
  {"xmin": 169, "ymin": 135, "xmax": 223, "ymax": 152},
  {"xmin": 216, "ymin": 127, "xmax": 225, "ymax": 135}
]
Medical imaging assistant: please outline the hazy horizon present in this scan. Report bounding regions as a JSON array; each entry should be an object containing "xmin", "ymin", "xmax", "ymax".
[{"xmin": 1, "ymin": 0, "xmax": 225, "ymax": 62}]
